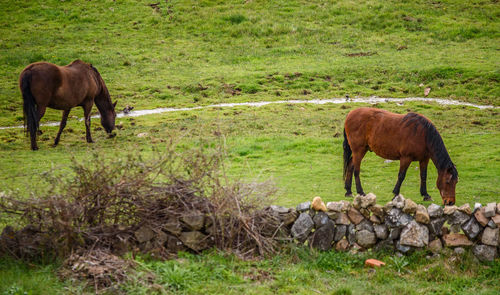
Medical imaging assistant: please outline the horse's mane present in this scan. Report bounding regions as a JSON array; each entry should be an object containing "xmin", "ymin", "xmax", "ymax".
[
  {"xmin": 89, "ymin": 65, "xmax": 111, "ymax": 103},
  {"xmin": 402, "ymin": 113, "xmax": 458, "ymax": 179}
]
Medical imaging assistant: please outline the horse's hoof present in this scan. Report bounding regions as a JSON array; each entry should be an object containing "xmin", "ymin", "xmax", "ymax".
[
  {"xmin": 345, "ymin": 193, "xmax": 353, "ymax": 198},
  {"xmin": 423, "ymin": 195, "xmax": 433, "ymax": 201},
  {"xmin": 108, "ymin": 132, "xmax": 117, "ymax": 138}
]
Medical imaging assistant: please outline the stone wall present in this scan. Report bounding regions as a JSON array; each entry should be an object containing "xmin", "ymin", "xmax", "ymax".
[{"xmin": 269, "ymin": 194, "xmax": 500, "ymax": 262}]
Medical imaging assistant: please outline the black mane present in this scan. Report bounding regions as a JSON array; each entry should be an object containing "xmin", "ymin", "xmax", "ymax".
[{"xmin": 402, "ymin": 113, "xmax": 458, "ymax": 179}]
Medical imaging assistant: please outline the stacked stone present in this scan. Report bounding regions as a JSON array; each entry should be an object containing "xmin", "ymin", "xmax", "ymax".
[
  {"xmin": 285, "ymin": 195, "xmax": 499, "ymax": 262},
  {"xmin": 134, "ymin": 212, "xmax": 211, "ymax": 254}
]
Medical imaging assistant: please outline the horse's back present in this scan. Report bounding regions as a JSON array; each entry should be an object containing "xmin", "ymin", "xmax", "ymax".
[
  {"xmin": 20, "ymin": 60, "xmax": 96, "ymax": 109},
  {"xmin": 345, "ymin": 107, "xmax": 428, "ymax": 160}
]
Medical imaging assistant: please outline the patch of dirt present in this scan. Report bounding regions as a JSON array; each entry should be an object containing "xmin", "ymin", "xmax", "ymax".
[{"xmin": 346, "ymin": 52, "xmax": 377, "ymax": 57}]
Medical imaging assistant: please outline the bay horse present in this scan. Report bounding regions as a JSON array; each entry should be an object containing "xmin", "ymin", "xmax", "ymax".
[
  {"xmin": 343, "ymin": 107, "xmax": 458, "ymax": 205},
  {"xmin": 19, "ymin": 60, "xmax": 117, "ymax": 150}
]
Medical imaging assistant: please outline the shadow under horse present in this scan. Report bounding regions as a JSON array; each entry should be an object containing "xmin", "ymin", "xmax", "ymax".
[
  {"xmin": 343, "ymin": 107, "xmax": 458, "ymax": 205},
  {"xmin": 19, "ymin": 59, "xmax": 117, "ymax": 150}
]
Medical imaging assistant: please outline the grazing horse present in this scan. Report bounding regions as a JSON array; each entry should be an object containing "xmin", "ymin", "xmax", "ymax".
[
  {"xmin": 19, "ymin": 60, "xmax": 117, "ymax": 150},
  {"xmin": 343, "ymin": 107, "xmax": 458, "ymax": 205}
]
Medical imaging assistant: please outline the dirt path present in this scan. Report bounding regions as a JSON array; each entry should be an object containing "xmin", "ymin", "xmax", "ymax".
[{"xmin": 1, "ymin": 97, "xmax": 497, "ymax": 130}]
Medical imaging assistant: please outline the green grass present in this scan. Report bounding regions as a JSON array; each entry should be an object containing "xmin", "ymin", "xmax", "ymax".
[
  {"xmin": 1, "ymin": 102, "xmax": 498, "ymax": 207},
  {"xmin": 2, "ymin": 249, "xmax": 499, "ymax": 294},
  {"xmin": 0, "ymin": 0, "xmax": 499, "ymax": 127}
]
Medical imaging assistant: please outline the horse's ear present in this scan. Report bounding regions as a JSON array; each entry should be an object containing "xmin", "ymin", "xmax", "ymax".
[{"xmin": 113, "ymin": 101, "xmax": 117, "ymax": 108}]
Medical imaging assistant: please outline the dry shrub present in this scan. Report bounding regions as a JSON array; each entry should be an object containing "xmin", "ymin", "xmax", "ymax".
[{"xmin": 0, "ymin": 139, "xmax": 283, "ymax": 270}]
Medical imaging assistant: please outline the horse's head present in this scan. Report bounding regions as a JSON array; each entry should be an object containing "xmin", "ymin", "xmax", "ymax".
[
  {"xmin": 100, "ymin": 100, "xmax": 117, "ymax": 134},
  {"xmin": 436, "ymin": 166, "xmax": 458, "ymax": 206}
]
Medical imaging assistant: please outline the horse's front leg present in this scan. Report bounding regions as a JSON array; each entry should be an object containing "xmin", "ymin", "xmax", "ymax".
[
  {"xmin": 392, "ymin": 157, "xmax": 412, "ymax": 197},
  {"xmin": 53, "ymin": 109, "xmax": 70, "ymax": 146},
  {"xmin": 419, "ymin": 158, "xmax": 432, "ymax": 201},
  {"xmin": 82, "ymin": 104, "xmax": 94, "ymax": 143}
]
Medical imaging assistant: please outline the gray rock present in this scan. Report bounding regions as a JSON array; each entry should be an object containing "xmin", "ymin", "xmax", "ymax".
[
  {"xmin": 415, "ymin": 205, "xmax": 430, "ymax": 224},
  {"xmin": 355, "ymin": 220, "xmax": 374, "ymax": 232},
  {"xmin": 181, "ymin": 214, "xmax": 205, "ymax": 231},
  {"xmin": 428, "ymin": 239, "xmax": 442, "ymax": 253},
  {"xmin": 443, "ymin": 205, "xmax": 457, "ymax": 215},
  {"xmin": 313, "ymin": 212, "xmax": 330, "ymax": 228},
  {"xmin": 347, "ymin": 224, "xmax": 356, "ymax": 245},
  {"xmin": 370, "ymin": 214, "xmax": 382, "ymax": 224},
  {"xmin": 327, "ymin": 201, "xmax": 343, "ymax": 212},
  {"xmin": 385, "ymin": 208, "xmax": 402, "ymax": 228},
  {"xmin": 395, "ymin": 240, "xmax": 412, "ymax": 254},
  {"xmin": 374, "ymin": 240, "xmax": 395, "ymax": 252},
  {"xmin": 388, "ymin": 227, "xmax": 401, "ymax": 240},
  {"xmin": 360, "ymin": 193, "xmax": 377, "ymax": 208},
  {"xmin": 353, "ymin": 195, "xmax": 362, "ymax": 209},
  {"xmin": 310, "ymin": 220, "xmax": 335, "ymax": 251},
  {"xmin": 481, "ymin": 227, "xmax": 499, "ymax": 246},
  {"xmin": 326, "ymin": 211, "xmax": 339, "ymax": 220},
  {"xmin": 163, "ymin": 219, "xmax": 182, "ymax": 236},
  {"xmin": 360, "ymin": 208, "xmax": 371, "ymax": 219},
  {"xmin": 454, "ymin": 247, "xmax": 466, "ymax": 255},
  {"xmin": 291, "ymin": 213, "xmax": 314, "ymax": 242},
  {"xmin": 450, "ymin": 224, "xmax": 461, "ymax": 233},
  {"xmin": 472, "ymin": 244, "xmax": 497, "ymax": 262},
  {"xmin": 474, "ymin": 203, "xmax": 482, "ymax": 211},
  {"xmin": 457, "ymin": 203, "xmax": 472, "ymax": 215},
  {"xmin": 487, "ymin": 220, "xmax": 497, "ymax": 229},
  {"xmin": 296, "ymin": 201, "xmax": 311, "ymax": 213},
  {"xmin": 370, "ymin": 204, "xmax": 385, "ymax": 218},
  {"xmin": 165, "ymin": 234, "xmax": 187, "ymax": 253},
  {"xmin": 403, "ymin": 199, "xmax": 417, "ymax": 214},
  {"xmin": 179, "ymin": 231, "xmax": 208, "ymax": 251},
  {"xmin": 428, "ymin": 217, "xmax": 446, "ymax": 236},
  {"xmin": 270, "ymin": 205, "xmax": 291, "ymax": 214},
  {"xmin": 400, "ymin": 220, "xmax": 429, "ymax": 248},
  {"xmin": 461, "ymin": 216, "xmax": 483, "ymax": 240},
  {"xmin": 134, "ymin": 225, "xmax": 155, "ymax": 243},
  {"xmin": 399, "ymin": 213, "xmax": 414, "ymax": 228},
  {"xmin": 374, "ymin": 224, "xmax": 389, "ymax": 240},
  {"xmin": 334, "ymin": 225, "xmax": 347, "ymax": 242},
  {"xmin": 484, "ymin": 203, "xmax": 496, "ymax": 218},
  {"xmin": 448, "ymin": 210, "xmax": 470, "ymax": 226},
  {"xmin": 355, "ymin": 230, "xmax": 377, "ymax": 248},
  {"xmin": 428, "ymin": 204, "xmax": 443, "ymax": 218},
  {"xmin": 282, "ymin": 210, "xmax": 299, "ymax": 226},
  {"xmin": 392, "ymin": 194, "xmax": 405, "ymax": 209},
  {"xmin": 335, "ymin": 212, "xmax": 350, "ymax": 225}
]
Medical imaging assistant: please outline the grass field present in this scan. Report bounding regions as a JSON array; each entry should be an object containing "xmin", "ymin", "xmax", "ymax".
[{"xmin": 0, "ymin": 0, "xmax": 499, "ymax": 294}]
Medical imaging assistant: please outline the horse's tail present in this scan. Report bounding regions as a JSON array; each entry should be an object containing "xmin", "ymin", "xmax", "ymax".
[
  {"xmin": 20, "ymin": 70, "xmax": 38, "ymax": 142},
  {"xmin": 343, "ymin": 129, "xmax": 352, "ymax": 180}
]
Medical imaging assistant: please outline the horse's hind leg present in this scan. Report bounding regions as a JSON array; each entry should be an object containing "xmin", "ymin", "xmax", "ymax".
[
  {"xmin": 352, "ymin": 150, "xmax": 367, "ymax": 196},
  {"xmin": 419, "ymin": 159, "xmax": 432, "ymax": 201},
  {"xmin": 30, "ymin": 105, "xmax": 46, "ymax": 150},
  {"xmin": 82, "ymin": 103, "xmax": 94, "ymax": 143},
  {"xmin": 53, "ymin": 109, "xmax": 70, "ymax": 146},
  {"xmin": 392, "ymin": 157, "xmax": 412, "ymax": 197},
  {"xmin": 344, "ymin": 161, "xmax": 354, "ymax": 197}
]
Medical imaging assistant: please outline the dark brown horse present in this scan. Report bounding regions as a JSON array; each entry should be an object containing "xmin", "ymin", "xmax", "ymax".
[
  {"xmin": 343, "ymin": 107, "xmax": 458, "ymax": 205},
  {"xmin": 19, "ymin": 60, "xmax": 117, "ymax": 150}
]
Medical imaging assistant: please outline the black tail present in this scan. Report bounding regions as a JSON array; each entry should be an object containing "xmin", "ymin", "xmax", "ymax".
[
  {"xmin": 20, "ymin": 70, "xmax": 38, "ymax": 145},
  {"xmin": 343, "ymin": 129, "xmax": 352, "ymax": 180}
]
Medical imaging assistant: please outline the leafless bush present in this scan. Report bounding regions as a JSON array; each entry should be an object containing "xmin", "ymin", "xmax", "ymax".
[{"xmin": 0, "ymin": 138, "xmax": 282, "ymax": 266}]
